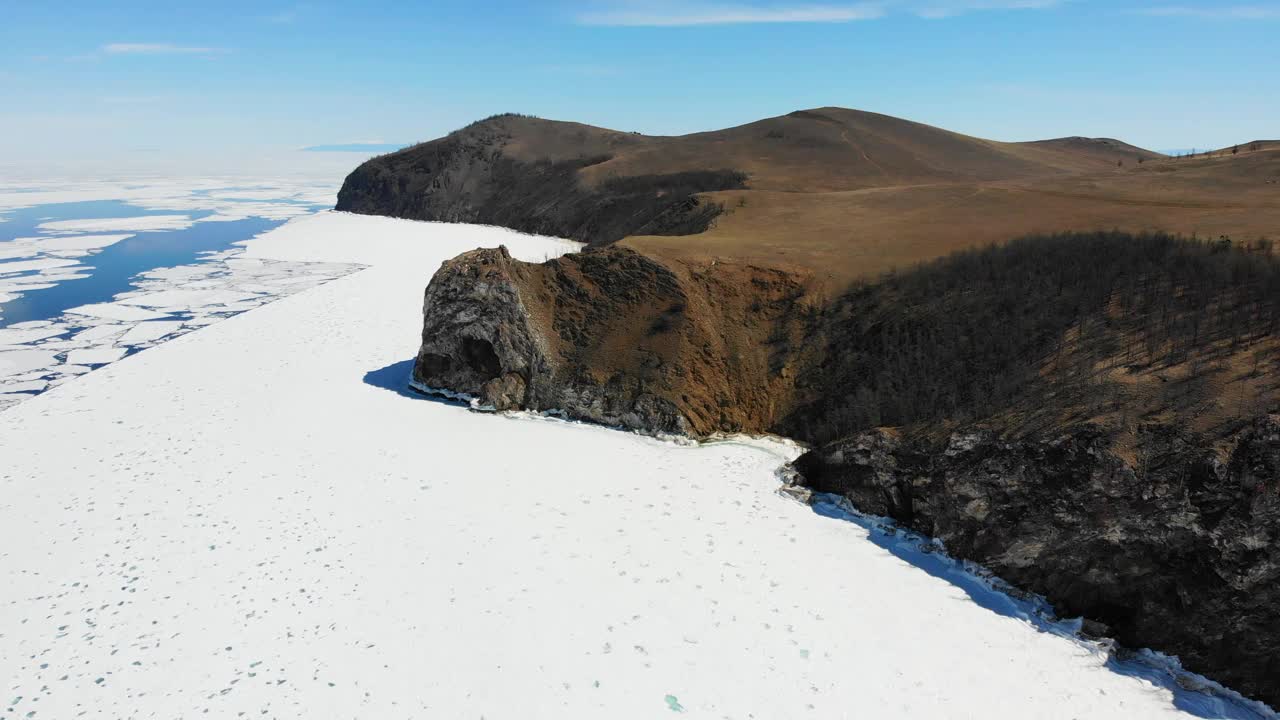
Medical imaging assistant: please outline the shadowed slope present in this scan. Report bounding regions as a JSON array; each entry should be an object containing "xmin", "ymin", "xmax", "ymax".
[{"xmin": 338, "ymin": 108, "xmax": 1279, "ymax": 287}]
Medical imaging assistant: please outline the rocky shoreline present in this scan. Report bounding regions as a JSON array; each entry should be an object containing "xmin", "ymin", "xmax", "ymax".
[
  {"xmin": 409, "ymin": 243, "xmax": 1280, "ymax": 710},
  {"xmin": 339, "ymin": 109, "xmax": 1280, "ymax": 711},
  {"xmin": 794, "ymin": 420, "xmax": 1280, "ymax": 707},
  {"xmin": 411, "ymin": 243, "xmax": 818, "ymax": 436}
]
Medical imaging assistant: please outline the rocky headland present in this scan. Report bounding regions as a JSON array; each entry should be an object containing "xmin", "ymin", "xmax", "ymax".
[
  {"xmin": 409, "ymin": 244, "xmax": 816, "ymax": 435},
  {"xmin": 339, "ymin": 109, "xmax": 1280, "ymax": 708}
]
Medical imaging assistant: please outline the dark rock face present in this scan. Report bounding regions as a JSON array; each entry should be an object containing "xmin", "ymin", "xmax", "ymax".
[
  {"xmin": 411, "ymin": 242, "xmax": 818, "ymax": 437},
  {"xmin": 793, "ymin": 419, "xmax": 1280, "ymax": 707},
  {"xmin": 335, "ymin": 117, "xmax": 746, "ymax": 246},
  {"xmin": 410, "ymin": 246, "xmax": 549, "ymax": 411},
  {"xmin": 410, "ymin": 246, "xmax": 693, "ymax": 434}
]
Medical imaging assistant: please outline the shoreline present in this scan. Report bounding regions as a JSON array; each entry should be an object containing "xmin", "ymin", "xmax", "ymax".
[{"xmin": 1, "ymin": 211, "xmax": 1270, "ymax": 718}]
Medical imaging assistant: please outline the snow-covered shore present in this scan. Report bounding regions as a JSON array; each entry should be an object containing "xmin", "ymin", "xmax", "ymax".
[{"xmin": 0, "ymin": 212, "xmax": 1265, "ymax": 718}]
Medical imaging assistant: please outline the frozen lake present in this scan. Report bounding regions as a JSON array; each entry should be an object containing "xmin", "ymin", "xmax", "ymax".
[
  {"xmin": 0, "ymin": 179, "xmax": 352, "ymax": 409},
  {"xmin": 0, "ymin": 211, "xmax": 1273, "ymax": 719},
  {"xmin": 0, "ymin": 200, "xmax": 284, "ymax": 325}
]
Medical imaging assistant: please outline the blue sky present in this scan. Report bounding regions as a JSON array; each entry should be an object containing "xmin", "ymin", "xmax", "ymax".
[{"xmin": 1, "ymin": 1, "xmax": 1276, "ymax": 171}]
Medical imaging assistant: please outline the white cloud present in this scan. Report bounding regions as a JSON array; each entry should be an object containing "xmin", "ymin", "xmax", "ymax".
[
  {"xmin": 576, "ymin": 2, "xmax": 885, "ymax": 26},
  {"xmin": 913, "ymin": 0, "xmax": 1061, "ymax": 19},
  {"xmin": 574, "ymin": 0, "xmax": 1066, "ymax": 25},
  {"xmin": 1134, "ymin": 4, "xmax": 1280, "ymax": 19},
  {"xmin": 102, "ymin": 43, "xmax": 226, "ymax": 55}
]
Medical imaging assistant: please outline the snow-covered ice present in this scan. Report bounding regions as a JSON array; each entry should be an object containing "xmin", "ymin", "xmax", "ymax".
[
  {"xmin": 0, "ymin": 175, "xmax": 342, "ymax": 220},
  {"xmin": 0, "ymin": 378, "xmax": 48, "ymax": 394},
  {"xmin": 0, "ymin": 325, "xmax": 67, "ymax": 345},
  {"xmin": 63, "ymin": 302, "xmax": 171, "ymax": 322},
  {"xmin": 13, "ymin": 233, "xmax": 136, "ymax": 252},
  {"xmin": 116, "ymin": 288, "xmax": 258, "ymax": 309},
  {"xmin": 0, "ymin": 257, "xmax": 83, "ymax": 275},
  {"xmin": 64, "ymin": 346, "xmax": 129, "ymax": 365},
  {"xmin": 36, "ymin": 214, "xmax": 194, "ymax": 234},
  {"xmin": 0, "ymin": 243, "xmax": 360, "ymax": 397},
  {"xmin": 69, "ymin": 324, "xmax": 128, "ymax": 344},
  {"xmin": 0, "ymin": 176, "xmax": 343, "ymax": 318},
  {"xmin": 116, "ymin": 320, "xmax": 185, "ymax": 345},
  {"xmin": 0, "ymin": 212, "xmax": 1272, "ymax": 719},
  {"xmin": 0, "ymin": 348, "xmax": 59, "ymax": 375}
]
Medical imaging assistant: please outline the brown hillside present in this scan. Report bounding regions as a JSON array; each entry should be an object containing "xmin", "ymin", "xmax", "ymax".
[
  {"xmin": 629, "ymin": 138, "xmax": 1279, "ymax": 285},
  {"xmin": 340, "ymin": 108, "xmax": 1278, "ymax": 289},
  {"xmin": 576, "ymin": 107, "xmax": 1159, "ymax": 192}
]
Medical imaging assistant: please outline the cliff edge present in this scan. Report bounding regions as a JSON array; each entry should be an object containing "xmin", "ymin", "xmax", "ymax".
[
  {"xmin": 349, "ymin": 108, "xmax": 1280, "ymax": 709},
  {"xmin": 409, "ymin": 231, "xmax": 1280, "ymax": 708},
  {"xmin": 336, "ymin": 114, "xmax": 746, "ymax": 246},
  {"xmin": 795, "ymin": 420, "xmax": 1280, "ymax": 706},
  {"xmin": 411, "ymin": 244, "xmax": 817, "ymax": 435}
]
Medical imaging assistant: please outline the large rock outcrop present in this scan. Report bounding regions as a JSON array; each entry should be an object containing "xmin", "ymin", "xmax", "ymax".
[
  {"xmin": 411, "ymin": 244, "xmax": 817, "ymax": 436},
  {"xmin": 410, "ymin": 246, "xmax": 553, "ymax": 413},
  {"xmin": 792, "ymin": 419, "xmax": 1280, "ymax": 707}
]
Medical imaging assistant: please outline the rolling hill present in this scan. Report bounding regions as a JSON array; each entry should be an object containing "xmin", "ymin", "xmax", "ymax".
[{"xmin": 338, "ymin": 108, "xmax": 1276, "ymax": 285}]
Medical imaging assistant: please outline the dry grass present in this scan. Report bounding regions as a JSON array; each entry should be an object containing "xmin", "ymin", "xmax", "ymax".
[
  {"xmin": 628, "ymin": 145, "xmax": 1280, "ymax": 289},
  {"xmin": 434, "ymin": 109, "xmax": 1277, "ymax": 293}
]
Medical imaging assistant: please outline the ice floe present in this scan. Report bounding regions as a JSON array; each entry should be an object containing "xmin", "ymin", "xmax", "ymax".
[
  {"xmin": 37, "ymin": 214, "xmax": 194, "ymax": 233},
  {"xmin": 0, "ymin": 378, "xmax": 47, "ymax": 394},
  {"xmin": 1, "ymin": 212, "xmax": 1269, "ymax": 718},
  {"xmin": 0, "ymin": 230, "xmax": 361, "ymax": 401},
  {"xmin": 0, "ymin": 176, "xmax": 345, "ymax": 318},
  {"xmin": 5, "ymin": 233, "xmax": 134, "ymax": 253},
  {"xmin": 0, "ymin": 348, "xmax": 59, "ymax": 375},
  {"xmin": 0, "ymin": 257, "xmax": 83, "ymax": 274},
  {"xmin": 0, "ymin": 236, "xmax": 127, "ymax": 320},
  {"xmin": 0, "ymin": 325, "xmax": 67, "ymax": 345},
  {"xmin": 117, "ymin": 320, "xmax": 185, "ymax": 345},
  {"xmin": 65, "ymin": 346, "xmax": 129, "ymax": 365},
  {"xmin": 0, "ymin": 175, "xmax": 342, "ymax": 216},
  {"xmin": 64, "ymin": 302, "xmax": 171, "ymax": 321}
]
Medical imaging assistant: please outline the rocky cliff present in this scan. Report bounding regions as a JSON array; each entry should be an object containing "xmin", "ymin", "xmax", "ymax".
[
  {"xmin": 793, "ymin": 420, "xmax": 1280, "ymax": 706},
  {"xmin": 410, "ymin": 244, "xmax": 818, "ymax": 435},
  {"xmin": 357, "ymin": 110, "xmax": 1280, "ymax": 711},
  {"xmin": 335, "ymin": 114, "xmax": 746, "ymax": 246},
  {"xmin": 409, "ymin": 232, "xmax": 1280, "ymax": 709}
]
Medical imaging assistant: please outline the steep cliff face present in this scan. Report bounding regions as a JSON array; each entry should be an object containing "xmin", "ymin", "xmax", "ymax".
[
  {"xmin": 793, "ymin": 419, "xmax": 1280, "ymax": 707},
  {"xmin": 411, "ymin": 244, "xmax": 819, "ymax": 436},
  {"xmin": 409, "ymin": 231, "xmax": 1280, "ymax": 709},
  {"xmin": 336, "ymin": 115, "xmax": 746, "ymax": 246},
  {"xmin": 409, "ymin": 246, "xmax": 554, "ymax": 413}
]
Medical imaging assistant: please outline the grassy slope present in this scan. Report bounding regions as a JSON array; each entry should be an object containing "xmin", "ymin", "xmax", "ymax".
[
  {"xmin": 353, "ymin": 108, "xmax": 1277, "ymax": 288},
  {"xmin": 625, "ymin": 124, "xmax": 1279, "ymax": 286}
]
